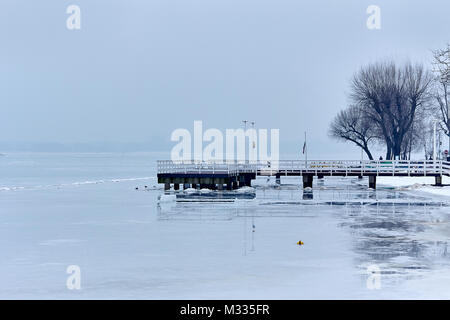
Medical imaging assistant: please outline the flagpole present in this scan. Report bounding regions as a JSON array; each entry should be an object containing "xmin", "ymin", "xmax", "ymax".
[{"xmin": 305, "ymin": 131, "xmax": 307, "ymax": 169}]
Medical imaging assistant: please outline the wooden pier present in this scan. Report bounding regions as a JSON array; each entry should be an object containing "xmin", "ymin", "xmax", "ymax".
[{"xmin": 157, "ymin": 160, "xmax": 450, "ymax": 190}]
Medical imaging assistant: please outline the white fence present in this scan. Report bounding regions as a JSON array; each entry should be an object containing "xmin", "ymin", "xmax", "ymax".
[{"xmin": 157, "ymin": 160, "xmax": 450, "ymax": 176}]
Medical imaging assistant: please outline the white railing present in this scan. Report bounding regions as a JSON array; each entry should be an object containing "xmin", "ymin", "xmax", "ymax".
[
  {"xmin": 157, "ymin": 160, "xmax": 256, "ymax": 175},
  {"xmin": 157, "ymin": 160, "xmax": 450, "ymax": 176}
]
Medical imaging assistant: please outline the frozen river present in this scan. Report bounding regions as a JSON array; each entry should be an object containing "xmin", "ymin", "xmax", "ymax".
[{"xmin": 1, "ymin": 153, "xmax": 450, "ymax": 299}]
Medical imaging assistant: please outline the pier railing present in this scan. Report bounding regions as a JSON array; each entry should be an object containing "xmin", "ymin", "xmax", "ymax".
[
  {"xmin": 157, "ymin": 160, "xmax": 257, "ymax": 175},
  {"xmin": 157, "ymin": 160, "xmax": 450, "ymax": 176}
]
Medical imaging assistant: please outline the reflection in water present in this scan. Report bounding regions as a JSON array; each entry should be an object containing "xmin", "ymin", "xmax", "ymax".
[
  {"xmin": 340, "ymin": 199, "xmax": 450, "ymax": 279},
  {"xmin": 157, "ymin": 177, "xmax": 450, "ymax": 287},
  {"xmin": 175, "ymin": 192, "xmax": 256, "ymax": 200},
  {"xmin": 303, "ymin": 191, "xmax": 313, "ymax": 200}
]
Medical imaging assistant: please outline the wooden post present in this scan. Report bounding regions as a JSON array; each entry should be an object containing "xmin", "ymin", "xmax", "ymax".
[
  {"xmin": 275, "ymin": 173, "xmax": 281, "ymax": 185},
  {"xmin": 369, "ymin": 176, "xmax": 376, "ymax": 189},
  {"xmin": 303, "ymin": 175, "xmax": 313, "ymax": 189},
  {"xmin": 239, "ymin": 175, "xmax": 246, "ymax": 187},
  {"xmin": 245, "ymin": 176, "xmax": 252, "ymax": 187}
]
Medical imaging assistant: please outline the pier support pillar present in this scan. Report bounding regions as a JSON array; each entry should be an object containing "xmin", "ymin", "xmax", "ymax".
[
  {"xmin": 369, "ymin": 176, "xmax": 376, "ymax": 189},
  {"xmin": 318, "ymin": 174, "xmax": 324, "ymax": 179},
  {"xmin": 276, "ymin": 174, "xmax": 281, "ymax": 185},
  {"xmin": 245, "ymin": 175, "xmax": 252, "ymax": 187},
  {"xmin": 173, "ymin": 183, "xmax": 179, "ymax": 191},
  {"xmin": 217, "ymin": 184, "xmax": 223, "ymax": 191},
  {"xmin": 435, "ymin": 176, "xmax": 443, "ymax": 186},
  {"xmin": 164, "ymin": 183, "xmax": 170, "ymax": 191},
  {"xmin": 358, "ymin": 176, "xmax": 363, "ymax": 180},
  {"xmin": 226, "ymin": 182, "xmax": 232, "ymax": 190},
  {"xmin": 232, "ymin": 181, "xmax": 238, "ymax": 190},
  {"xmin": 303, "ymin": 175, "xmax": 313, "ymax": 189}
]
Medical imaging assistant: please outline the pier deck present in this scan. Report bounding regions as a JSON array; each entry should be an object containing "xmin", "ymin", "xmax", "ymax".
[{"xmin": 157, "ymin": 160, "xmax": 450, "ymax": 189}]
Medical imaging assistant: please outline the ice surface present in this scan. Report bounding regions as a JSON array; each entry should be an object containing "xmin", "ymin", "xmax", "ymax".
[
  {"xmin": 236, "ymin": 186, "xmax": 255, "ymax": 193},
  {"xmin": 378, "ymin": 176, "xmax": 450, "ymax": 198},
  {"xmin": 158, "ymin": 194, "xmax": 176, "ymax": 202},
  {"xmin": 1, "ymin": 153, "xmax": 450, "ymax": 299}
]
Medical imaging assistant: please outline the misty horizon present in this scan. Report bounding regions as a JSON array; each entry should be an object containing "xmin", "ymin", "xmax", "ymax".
[{"xmin": 2, "ymin": 0, "xmax": 450, "ymax": 159}]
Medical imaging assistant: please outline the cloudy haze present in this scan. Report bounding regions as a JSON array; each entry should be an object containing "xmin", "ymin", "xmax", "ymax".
[{"xmin": 1, "ymin": 0, "xmax": 449, "ymax": 158}]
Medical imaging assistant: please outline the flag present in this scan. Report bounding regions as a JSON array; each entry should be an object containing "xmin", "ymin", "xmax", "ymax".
[{"xmin": 302, "ymin": 141, "xmax": 306, "ymax": 154}]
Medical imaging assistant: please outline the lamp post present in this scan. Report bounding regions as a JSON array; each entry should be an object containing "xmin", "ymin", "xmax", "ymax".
[
  {"xmin": 251, "ymin": 121, "xmax": 256, "ymax": 164},
  {"xmin": 447, "ymin": 103, "xmax": 450, "ymax": 161},
  {"xmin": 433, "ymin": 120, "xmax": 437, "ymax": 163},
  {"xmin": 251, "ymin": 119, "xmax": 256, "ymax": 252},
  {"xmin": 242, "ymin": 120, "xmax": 248, "ymax": 131},
  {"xmin": 242, "ymin": 120, "xmax": 248, "ymax": 164}
]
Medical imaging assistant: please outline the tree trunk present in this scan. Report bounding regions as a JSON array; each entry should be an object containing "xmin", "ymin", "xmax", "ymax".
[
  {"xmin": 393, "ymin": 145, "xmax": 401, "ymax": 160},
  {"xmin": 385, "ymin": 146, "xmax": 392, "ymax": 160},
  {"xmin": 364, "ymin": 147, "xmax": 374, "ymax": 160}
]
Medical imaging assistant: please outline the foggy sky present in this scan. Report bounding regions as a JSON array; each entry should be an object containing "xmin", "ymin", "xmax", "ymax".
[{"xmin": 1, "ymin": 0, "xmax": 449, "ymax": 158}]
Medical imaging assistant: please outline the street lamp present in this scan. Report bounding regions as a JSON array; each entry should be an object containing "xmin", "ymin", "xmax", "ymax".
[
  {"xmin": 251, "ymin": 121, "xmax": 256, "ymax": 163},
  {"xmin": 433, "ymin": 119, "xmax": 437, "ymax": 163},
  {"xmin": 242, "ymin": 120, "xmax": 248, "ymax": 164},
  {"xmin": 444, "ymin": 102, "xmax": 450, "ymax": 161}
]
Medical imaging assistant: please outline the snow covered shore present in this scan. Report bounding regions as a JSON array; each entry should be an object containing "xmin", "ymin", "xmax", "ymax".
[{"xmin": 378, "ymin": 176, "xmax": 450, "ymax": 198}]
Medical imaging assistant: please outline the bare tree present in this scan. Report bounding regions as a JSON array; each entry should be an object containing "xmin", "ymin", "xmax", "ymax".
[
  {"xmin": 350, "ymin": 61, "xmax": 433, "ymax": 159},
  {"xmin": 329, "ymin": 105, "xmax": 376, "ymax": 160},
  {"xmin": 422, "ymin": 120, "xmax": 445, "ymax": 159},
  {"xmin": 402, "ymin": 114, "xmax": 426, "ymax": 160},
  {"xmin": 432, "ymin": 44, "xmax": 450, "ymax": 150}
]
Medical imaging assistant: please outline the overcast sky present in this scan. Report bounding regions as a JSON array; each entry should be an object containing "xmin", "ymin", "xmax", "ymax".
[{"xmin": 1, "ymin": 0, "xmax": 449, "ymax": 157}]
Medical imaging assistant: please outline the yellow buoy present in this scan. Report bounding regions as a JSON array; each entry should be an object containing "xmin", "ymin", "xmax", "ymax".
[{"xmin": 297, "ymin": 240, "xmax": 304, "ymax": 245}]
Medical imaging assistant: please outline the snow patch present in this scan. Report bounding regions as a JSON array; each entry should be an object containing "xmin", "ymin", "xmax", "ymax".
[
  {"xmin": 236, "ymin": 186, "xmax": 255, "ymax": 193},
  {"xmin": 158, "ymin": 194, "xmax": 176, "ymax": 202}
]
